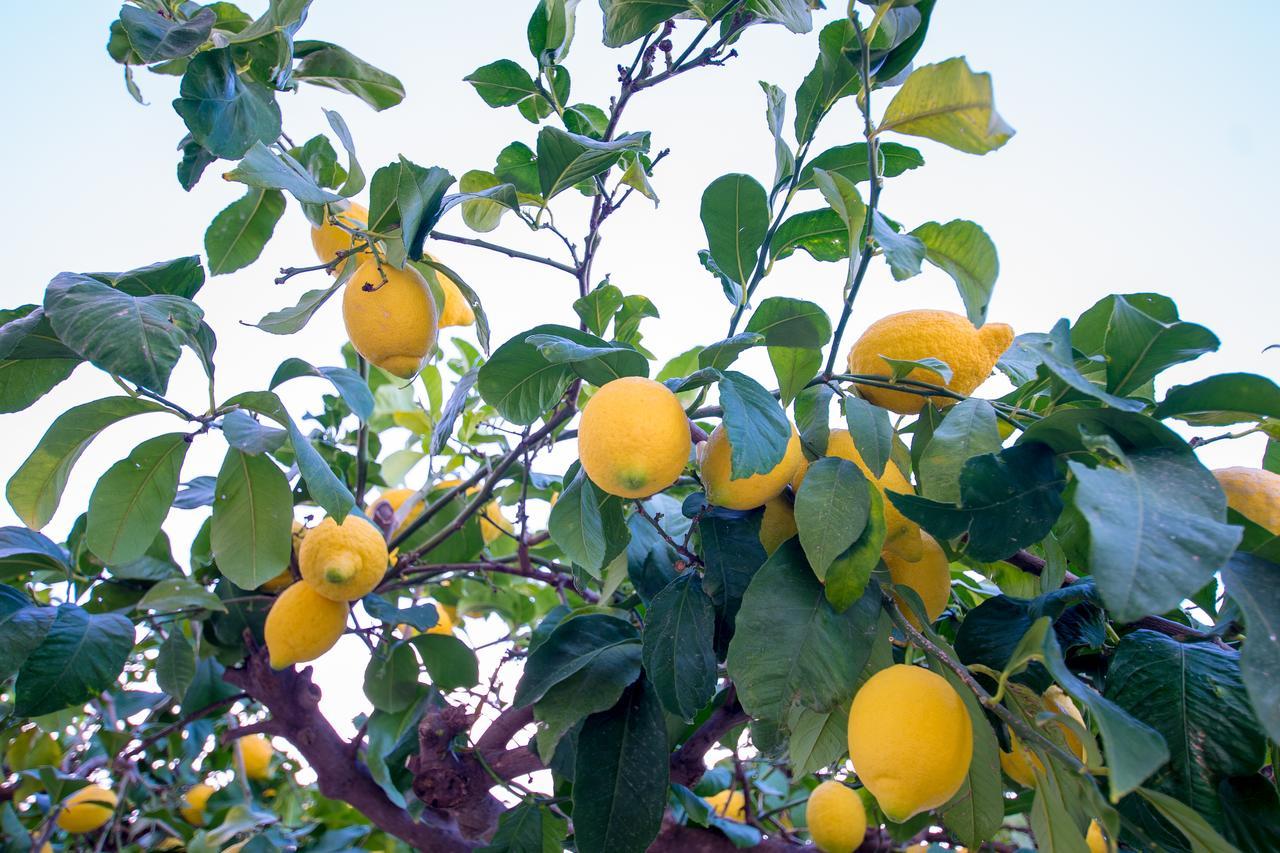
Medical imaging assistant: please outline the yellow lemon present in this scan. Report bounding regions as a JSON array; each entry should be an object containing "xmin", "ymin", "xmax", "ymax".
[
  {"xmin": 56, "ymin": 785, "xmax": 117, "ymax": 833},
  {"xmin": 398, "ymin": 600, "xmax": 456, "ymax": 638},
  {"xmin": 884, "ymin": 532, "xmax": 951, "ymax": 628},
  {"xmin": 847, "ymin": 664, "xmax": 973, "ymax": 821},
  {"xmin": 224, "ymin": 843, "xmax": 247, "ymax": 853},
  {"xmin": 39, "ymin": 844, "xmax": 53, "ymax": 853},
  {"xmin": 343, "ymin": 259, "xmax": 439, "ymax": 379},
  {"xmin": 369, "ymin": 488, "xmax": 423, "ymax": 539},
  {"xmin": 846, "ymin": 310, "xmax": 1014, "ymax": 414},
  {"xmin": 311, "ymin": 202, "xmax": 369, "ymax": 269},
  {"xmin": 264, "ymin": 581, "xmax": 348, "ymax": 668},
  {"xmin": 706, "ymin": 789, "xmax": 746, "ymax": 822},
  {"xmin": 179, "ymin": 782, "xmax": 215, "ymax": 824},
  {"xmin": 155, "ymin": 840, "xmax": 184, "ymax": 851},
  {"xmin": 1213, "ymin": 466, "xmax": 1280, "ymax": 534},
  {"xmin": 759, "ymin": 495, "xmax": 798, "ymax": 554},
  {"xmin": 792, "ymin": 429, "xmax": 923, "ymax": 561},
  {"xmin": 807, "ymin": 781, "xmax": 867, "ymax": 853},
  {"xmin": 999, "ymin": 686, "xmax": 1086, "ymax": 788},
  {"xmin": 423, "ymin": 255, "xmax": 475, "ymax": 328},
  {"xmin": 578, "ymin": 377, "xmax": 691, "ymax": 499},
  {"xmin": 298, "ymin": 516, "xmax": 389, "ymax": 601},
  {"xmin": 1087, "ymin": 819, "xmax": 1110, "ymax": 853},
  {"xmin": 700, "ymin": 423, "xmax": 804, "ymax": 510},
  {"xmin": 237, "ymin": 735, "xmax": 274, "ymax": 781},
  {"xmin": 258, "ymin": 522, "xmax": 304, "ymax": 593},
  {"xmin": 478, "ymin": 499, "xmax": 514, "ymax": 545}
]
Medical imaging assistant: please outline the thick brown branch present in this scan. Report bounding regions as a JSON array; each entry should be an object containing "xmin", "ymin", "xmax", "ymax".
[
  {"xmin": 670, "ymin": 688, "xmax": 748, "ymax": 788},
  {"xmin": 224, "ymin": 642, "xmax": 473, "ymax": 852}
]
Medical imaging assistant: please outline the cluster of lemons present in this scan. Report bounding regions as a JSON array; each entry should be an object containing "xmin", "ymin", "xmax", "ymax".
[{"xmin": 312, "ymin": 202, "xmax": 476, "ymax": 379}]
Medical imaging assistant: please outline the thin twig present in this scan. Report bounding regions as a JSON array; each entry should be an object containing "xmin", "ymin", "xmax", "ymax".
[{"xmin": 430, "ymin": 231, "xmax": 577, "ymax": 275}]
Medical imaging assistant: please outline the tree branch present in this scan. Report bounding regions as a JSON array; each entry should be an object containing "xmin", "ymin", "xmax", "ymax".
[
  {"xmin": 670, "ymin": 687, "xmax": 748, "ymax": 787},
  {"xmin": 430, "ymin": 231, "xmax": 578, "ymax": 275}
]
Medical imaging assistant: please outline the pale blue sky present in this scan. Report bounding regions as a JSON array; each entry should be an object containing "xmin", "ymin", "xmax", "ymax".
[{"xmin": 2, "ymin": 0, "xmax": 1277, "ymax": 749}]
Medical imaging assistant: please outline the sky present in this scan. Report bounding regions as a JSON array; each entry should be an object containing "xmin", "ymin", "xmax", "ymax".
[{"xmin": 2, "ymin": 0, "xmax": 1278, "ymax": 761}]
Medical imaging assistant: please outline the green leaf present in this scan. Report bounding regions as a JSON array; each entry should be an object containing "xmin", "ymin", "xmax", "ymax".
[
  {"xmin": 479, "ymin": 801, "xmax": 568, "ymax": 853},
  {"xmin": 718, "ymin": 371, "xmax": 791, "ymax": 479},
  {"xmin": 572, "ymin": 678, "xmax": 669, "ymax": 853},
  {"xmin": 224, "ymin": 142, "xmax": 339, "ymax": 204},
  {"xmin": 44, "ymin": 273, "xmax": 203, "ymax": 394},
  {"xmin": 0, "ymin": 588, "xmax": 55, "ymax": 680},
  {"xmin": 890, "ymin": 442, "xmax": 1066, "ymax": 562},
  {"xmin": 699, "ymin": 505, "xmax": 769, "ymax": 652},
  {"xmin": 641, "ymin": 574, "xmax": 717, "ymax": 721},
  {"xmin": 574, "ymin": 283, "xmax": 625, "ymax": 337},
  {"xmin": 477, "ymin": 324, "xmax": 580, "ymax": 425},
  {"xmin": 770, "ymin": 209, "xmax": 849, "ymax": 262},
  {"xmin": 843, "ymin": 396, "xmax": 892, "ymax": 479},
  {"xmin": 524, "ymin": 333, "xmax": 649, "ymax": 385},
  {"xmin": 700, "ymin": 174, "xmax": 769, "ymax": 287},
  {"xmin": 537, "ymin": 127, "xmax": 649, "ymax": 199},
  {"xmin": 364, "ymin": 639, "xmax": 421, "ymax": 712},
  {"xmin": 1104, "ymin": 296, "xmax": 1219, "ymax": 397},
  {"xmin": 250, "ymin": 282, "xmax": 342, "ymax": 335},
  {"xmin": 1156, "ymin": 373, "xmax": 1280, "ymax": 426},
  {"xmin": 533, "ymin": 634, "xmax": 641, "ymax": 759},
  {"xmin": 872, "ymin": 211, "xmax": 926, "ymax": 280},
  {"xmin": 794, "ymin": 458, "xmax": 870, "ymax": 580},
  {"xmin": 727, "ymin": 540, "xmax": 881, "ymax": 726},
  {"xmin": 786, "ymin": 700, "xmax": 851, "ymax": 777},
  {"xmin": 14, "ymin": 605, "xmax": 134, "ymax": 717},
  {"xmin": 879, "ymin": 57, "xmax": 1015, "ymax": 155},
  {"xmin": 90, "ymin": 255, "xmax": 206, "ymax": 299},
  {"xmin": 0, "ymin": 306, "xmax": 80, "ymax": 361},
  {"xmin": 204, "ymin": 187, "xmax": 287, "ymax": 276},
  {"xmin": 1069, "ymin": 447, "xmax": 1240, "ymax": 622},
  {"xmin": 0, "ymin": 528, "xmax": 70, "ymax": 576},
  {"xmin": 548, "ymin": 467, "xmax": 629, "ymax": 575},
  {"xmin": 119, "ymin": 6, "xmax": 215, "ymax": 63},
  {"xmin": 917, "ymin": 399, "xmax": 1001, "ymax": 504},
  {"xmin": 269, "ymin": 358, "xmax": 374, "ymax": 421},
  {"xmin": 812, "ymin": 169, "xmax": 867, "ymax": 289},
  {"xmin": 1218, "ymin": 775, "xmax": 1280, "ymax": 853},
  {"xmin": 136, "ymin": 577, "xmax": 226, "ymax": 614},
  {"xmin": 321, "ymin": 108, "xmax": 366, "ymax": 197},
  {"xmin": 930, "ymin": 646, "xmax": 1003, "ymax": 849},
  {"xmin": 1134, "ymin": 788, "xmax": 1244, "ymax": 853},
  {"xmin": 761, "ymin": 81, "xmax": 794, "ymax": 192},
  {"xmin": 514, "ymin": 613, "xmax": 640, "ymax": 708},
  {"xmin": 1107, "ymin": 631, "xmax": 1264, "ymax": 829},
  {"xmin": 0, "ymin": 358, "xmax": 78, "ymax": 415},
  {"xmin": 1026, "ymin": 319, "xmax": 1145, "ymax": 412},
  {"xmin": 86, "ymin": 433, "xmax": 189, "ymax": 565},
  {"xmin": 795, "ymin": 141, "xmax": 925, "ymax": 191},
  {"xmin": 744, "ymin": 297, "xmax": 832, "ymax": 349},
  {"xmin": 599, "ymin": 0, "xmax": 692, "ymax": 47},
  {"xmin": 911, "ymin": 220, "xmax": 999, "ymax": 325},
  {"xmin": 793, "ymin": 20, "xmax": 861, "ymax": 145},
  {"xmin": 210, "ymin": 448, "xmax": 293, "ymax": 589},
  {"xmin": 172, "ymin": 48, "xmax": 281, "ymax": 159},
  {"xmin": 156, "ymin": 631, "xmax": 196, "ymax": 699},
  {"xmin": 460, "ymin": 170, "xmax": 513, "ymax": 233},
  {"xmin": 1219, "ymin": 553, "xmax": 1280, "ymax": 743},
  {"xmin": 768, "ymin": 346, "xmax": 821, "ymax": 407},
  {"xmin": 221, "ymin": 410, "xmax": 287, "ymax": 455},
  {"xmin": 698, "ymin": 333, "xmax": 763, "ymax": 371},
  {"xmin": 396, "ymin": 158, "xmax": 456, "ymax": 261},
  {"xmin": 7, "ymin": 396, "xmax": 168, "ymax": 530},
  {"xmin": 465, "ymin": 59, "xmax": 540, "ymax": 107},
  {"xmin": 825, "ymin": 487, "xmax": 885, "ymax": 611},
  {"xmin": 293, "ymin": 41, "xmax": 406, "ymax": 111}
]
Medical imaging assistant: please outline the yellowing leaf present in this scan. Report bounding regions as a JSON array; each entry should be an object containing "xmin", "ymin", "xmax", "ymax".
[{"xmin": 878, "ymin": 57, "xmax": 1014, "ymax": 155}]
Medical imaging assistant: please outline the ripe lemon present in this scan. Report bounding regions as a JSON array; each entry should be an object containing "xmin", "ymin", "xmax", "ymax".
[
  {"xmin": 264, "ymin": 581, "xmax": 348, "ymax": 668},
  {"xmin": 179, "ymin": 782, "xmax": 215, "ymax": 824},
  {"xmin": 791, "ymin": 429, "xmax": 923, "ymax": 561},
  {"xmin": 807, "ymin": 780, "xmax": 867, "ymax": 853},
  {"xmin": 884, "ymin": 531, "xmax": 951, "ymax": 628},
  {"xmin": 706, "ymin": 789, "xmax": 746, "ymax": 822},
  {"xmin": 398, "ymin": 600, "xmax": 457, "ymax": 639},
  {"xmin": 237, "ymin": 735, "xmax": 274, "ymax": 781},
  {"xmin": 699, "ymin": 423, "xmax": 804, "ymax": 510},
  {"xmin": 343, "ymin": 259, "xmax": 439, "ymax": 379},
  {"xmin": 423, "ymin": 255, "xmax": 475, "ymax": 328},
  {"xmin": 846, "ymin": 310, "xmax": 1014, "ymax": 414},
  {"xmin": 847, "ymin": 664, "xmax": 973, "ymax": 821},
  {"xmin": 759, "ymin": 495, "xmax": 798, "ymax": 554},
  {"xmin": 57, "ymin": 785, "xmax": 117, "ymax": 833},
  {"xmin": 155, "ymin": 840, "xmax": 184, "ymax": 851},
  {"xmin": 298, "ymin": 516, "xmax": 389, "ymax": 601},
  {"xmin": 1087, "ymin": 819, "xmax": 1110, "ymax": 853},
  {"xmin": 478, "ymin": 499, "xmax": 513, "ymax": 544},
  {"xmin": 259, "ymin": 521, "xmax": 305, "ymax": 593},
  {"xmin": 311, "ymin": 202, "xmax": 369, "ymax": 269},
  {"xmin": 1213, "ymin": 466, "xmax": 1280, "ymax": 533},
  {"xmin": 999, "ymin": 686, "xmax": 1086, "ymax": 788},
  {"xmin": 578, "ymin": 377, "xmax": 691, "ymax": 498},
  {"xmin": 369, "ymin": 488, "xmax": 423, "ymax": 539}
]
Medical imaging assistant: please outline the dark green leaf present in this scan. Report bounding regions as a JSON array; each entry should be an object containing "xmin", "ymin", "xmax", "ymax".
[
  {"xmin": 825, "ymin": 487, "xmax": 885, "ymax": 611},
  {"xmin": 91, "ymin": 255, "xmax": 206, "ymax": 299},
  {"xmin": 599, "ymin": 0, "xmax": 692, "ymax": 47},
  {"xmin": 119, "ymin": 6, "xmax": 214, "ymax": 63},
  {"xmin": 1218, "ymin": 775, "xmax": 1280, "ymax": 853},
  {"xmin": 770, "ymin": 209, "xmax": 849, "ymax": 262},
  {"xmin": 537, "ymin": 127, "xmax": 648, "ymax": 199},
  {"xmin": 293, "ymin": 41, "xmax": 405, "ymax": 111},
  {"xmin": 744, "ymin": 297, "xmax": 832, "ymax": 349},
  {"xmin": 221, "ymin": 410, "xmax": 287, "ymax": 454},
  {"xmin": 172, "ymin": 48, "xmax": 281, "ymax": 159},
  {"xmin": 642, "ymin": 574, "xmax": 716, "ymax": 721},
  {"xmin": 700, "ymin": 174, "xmax": 768, "ymax": 287},
  {"xmin": 476, "ymin": 324, "xmax": 581, "ymax": 424},
  {"xmin": 362, "ymin": 596, "xmax": 438, "ymax": 631},
  {"xmin": 269, "ymin": 358, "xmax": 373, "ymax": 421},
  {"xmin": 533, "ymin": 634, "xmax": 641, "ymax": 758},
  {"xmin": 14, "ymin": 605, "xmax": 134, "ymax": 717},
  {"xmin": 572, "ymin": 678, "xmax": 669, "ymax": 853},
  {"xmin": 86, "ymin": 433, "xmax": 189, "ymax": 565},
  {"xmin": 872, "ymin": 211, "xmax": 926, "ymax": 280},
  {"xmin": 0, "ymin": 589, "xmax": 55, "ymax": 680},
  {"xmin": 394, "ymin": 158, "xmax": 455, "ymax": 260},
  {"xmin": 0, "ymin": 528, "xmax": 69, "ymax": 576},
  {"xmin": 1220, "ymin": 552, "xmax": 1280, "ymax": 742},
  {"xmin": 479, "ymin": 801, "xmax": 568, "ymax": 853},
  {"xmin": 0, "ymin": 358, "xmax": 78, "ymax": 415},
  {"xmin": 223, "ymin": 142, "xmax": 340, "ymax": 204},
  {"xmin": 205, "ymin": 188, "xmax": 287, "ymax": 275},
  {"xmin": 574, "ymin": 283, "xmax": 625, "ymax": 337},
  {"xmin": 768, "ymin": 346, "xmax": 821, "ymax": 407},
  {"xmin": 718, "ymin": 371, "xmax": 790, "ymax": 479},
  {"xmin": 794, "ymin": 458, "xmax": 870, "ymax": 580},
  {"xmin": 1026, "ymin": 319, "xmax": 1145, "ymax": 412},
  {"xmin": 250, "ymin": 282, "xmax": 342, "ymax": 335},
  {"xmin": 514, "ymin": 613, "xmax": 640, "ymax": 708},
  {"xmin": 1069, "ymin": 447, "xmax": 1240, "ymax": 622},
  {"xmin": 1134, "ymin": 787, "xmax": 1244, "ymax": 853},
  {"xmin": 699, "ymin": 505, "xmax": 768, "ymax": 652},
  {"xmin": 548, "ymin": 467, "xmax": 629, "ymax": 575},
  {"xmin": 917, "ymin": 398, "xmax": 1001, "ymax": 504},
  {"xmin": 364, "ymin": 639, "xmax": 421, "ymax": 712},
  {"xmin": 793, "ymin": 20, "xmax": 861, "ymax": 145},
  {"xmin": 795, "ymin": 141, "xmax": 924, "ymax": 191},
  {"xmin": 890, "ymin": 442, "xmax": 1066, "ymax": 562},
  {"xmin": 1105, "ymin": 296, "xmax": 1218, "ymax": 396},
  {"xmin": 136, "ymin": 577, "xmax": 225, "ymax": 614},
  {"xmin": 210, "ymin": 448, "xmax": 293, "ymax": 589},
  {"xmin": 465, "ymin": 59, "xmax": 539, "ymax": 107},
  {"xmin": 843, "ymin": 396, "xmax": 892, "ymax": 478},
  {"xmin": 524, "ymin": 334, "xmax": 649, "ymax": 385},
  {"xmin": 1156, "ymin": 373, "xmax": 1280, "ymax": 426},
  {"xmin": 698, "ymin": 333, "xmax": 763, "ymax": 371}
]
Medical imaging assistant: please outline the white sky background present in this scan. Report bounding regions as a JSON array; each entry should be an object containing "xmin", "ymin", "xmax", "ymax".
[{"xmin": 2, "ymin": 2, "xmax": 1278, "ymax": 757}]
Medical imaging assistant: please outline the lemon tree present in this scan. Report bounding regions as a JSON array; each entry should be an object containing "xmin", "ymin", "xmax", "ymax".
[{"xmin": 1, "ymin": 2, "xmax": 1278, "ymax": 852}]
